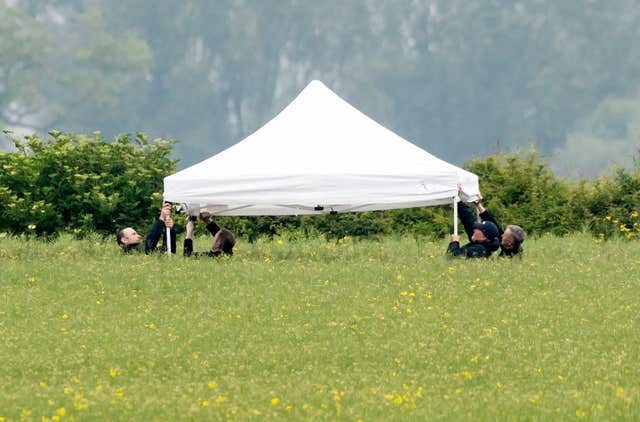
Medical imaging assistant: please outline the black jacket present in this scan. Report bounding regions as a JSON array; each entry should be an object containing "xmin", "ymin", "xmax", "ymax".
[
  {"xmin": 124, "ymin": 219, "xmax": 176, "ymax": 254},
  {"xmin": 447, "ymin": 202, "xmax": 499, "ymax": 258}
]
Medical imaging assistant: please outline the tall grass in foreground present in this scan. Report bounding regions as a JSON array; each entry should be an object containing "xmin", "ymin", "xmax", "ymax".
[{"xmin": 0, "ymin": 233, "xmax": 639, "ymax": 420}]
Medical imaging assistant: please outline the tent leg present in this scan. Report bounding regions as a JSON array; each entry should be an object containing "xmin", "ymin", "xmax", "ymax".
[
  {"xmin": 166, "ymin": 227, "xmax": 172, "ymax": 256},
  {"xmin": 453, "ymin": 196, "xmax": 459, "ymax": 236}
]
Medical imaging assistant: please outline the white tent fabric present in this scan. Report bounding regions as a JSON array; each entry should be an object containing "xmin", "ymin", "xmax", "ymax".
[{"xmin": 163, "ymin": 80, "xmax": 479, "ymax": 216}]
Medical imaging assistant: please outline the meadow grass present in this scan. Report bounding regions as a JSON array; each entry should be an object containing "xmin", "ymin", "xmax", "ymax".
[{"xmin": 0, "ymin": 232, "xmax": 639, "ymax": 420}]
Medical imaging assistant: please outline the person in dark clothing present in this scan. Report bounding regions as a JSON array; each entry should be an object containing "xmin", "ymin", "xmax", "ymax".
[
  {"xmin": 447, "ymin": 200, "xmax": 500, "ymax": 258},
  {"xmin": 475, "ymin": 194, "xmax": 526, "ymax": 257},
  {"xmin": 116, "ymin": 202, "xmax": 176, "ymax": 254},
  {"xmin": 183, "ymin": 212, "xmax": 236, "ymax": 257}
]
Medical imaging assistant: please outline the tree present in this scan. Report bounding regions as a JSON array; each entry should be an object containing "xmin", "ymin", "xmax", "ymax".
[
  {"xmin": 0, "ymin": 1, "xmax": 152, "ymax": 135},
  {"xmin": 0, "ymin": 3, "xmax": 48, "ymax": 129}
]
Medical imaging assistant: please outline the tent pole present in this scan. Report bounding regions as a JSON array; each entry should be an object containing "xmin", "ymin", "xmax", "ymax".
[
  {"xmin": 166, "ymin": 227, "xmax": 172, "ymax": 256},
  {"xmin": 453, "ymin": 196, "xmax": 459, "ymax": 236}
]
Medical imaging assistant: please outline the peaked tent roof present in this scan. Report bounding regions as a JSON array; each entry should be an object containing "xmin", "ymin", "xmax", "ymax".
[{"xmin": 163, "ymin": 80, "xmax": 479, "ymax": 216}]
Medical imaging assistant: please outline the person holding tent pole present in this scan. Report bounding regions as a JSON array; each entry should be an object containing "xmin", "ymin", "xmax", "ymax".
[
  {"xmin": 183, "ymin": 212, "xmax": 236, "ymax": 257},
  {"xmin": 116, "ymin": 202, "xmax": 176, "ymax": 254},
  {"xmin": 474, "ymin": 193, "xmax": 526, "ymax": 257},
  {"xmin": 447, "ymin": 189, "xmax": 500, "ymax": 258}
]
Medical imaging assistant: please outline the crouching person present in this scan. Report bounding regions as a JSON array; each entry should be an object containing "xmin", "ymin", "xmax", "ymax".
[
  {"xmin": 447, "ymin": 200, "xmax": 500, "ymax": 258},
  {"xmin": 116, "ymin": 202, "xmax": 176, "ymax": 254},
  {"xmin": 475, "ymin": 195, "xmax": 526, "ymax": 257},
  {"xmin": 184, "ymin": 212, "xmax": 236, "ymax": 257}
]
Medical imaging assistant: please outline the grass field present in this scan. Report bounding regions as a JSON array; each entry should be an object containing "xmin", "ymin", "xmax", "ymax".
[{"xmin": 1, "ymin": 232, "xmax": 639, "ymax": 420}]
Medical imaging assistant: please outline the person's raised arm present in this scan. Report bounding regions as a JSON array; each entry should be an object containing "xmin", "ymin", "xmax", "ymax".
[
  {"xmin": 475, "ymin": 193, "xmax": 502, "ymax": 238},
  {"xmin": 455, "ymin": 185, "xmax": 476, "ymax": 241},
  {"xmin": 200, "ymin": 212, "xmax": 221, "ymax": 237},
  {"xmin": 475, "ymin": 193, "xmax": 486, "ymax": 214},
  {"xmin": 145, "ymin": 202, "xmax": 171, "ymax": 253},
  {"xmin": 183, "ymin": 217, "xmax": 195, "ymax": 256},
  {"xmin": 161, "ymin": 216, "xmax": 177, "ymax": 254},
  {"xmin": 457, "ymin": 201, "xmax": 477, "ymax": 241}
]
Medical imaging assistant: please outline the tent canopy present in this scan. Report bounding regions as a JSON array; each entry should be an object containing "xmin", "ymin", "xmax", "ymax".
[{"xmin": 163, "ymin": 80, "xmax": 479, "ymax": 216}]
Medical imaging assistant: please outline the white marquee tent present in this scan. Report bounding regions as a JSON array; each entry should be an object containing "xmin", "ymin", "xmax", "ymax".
[{"xmin": 164, "ymin": 80, "xmax": 479, "ymax": 229}]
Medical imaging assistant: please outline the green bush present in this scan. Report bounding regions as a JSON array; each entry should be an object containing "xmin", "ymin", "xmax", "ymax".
[
  {"xmin": 463, "ymin": 149, "xmax": 582, "ymax": 236},
  {"xmin": 585, "ymin": 166, "xmax": 640, "ymax": 239},
  {"xmin": 0, "ymin": 131, "xmax": 176, "ymax": 237},
  {"xmin": 2, "ymin": 133, "xmax": 638, "ymax": 241}
]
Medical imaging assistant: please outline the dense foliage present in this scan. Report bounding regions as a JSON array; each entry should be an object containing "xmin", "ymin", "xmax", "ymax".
[
  {"xmin": 1, "ymin": 132, "xmax": 639, "ymax": 240},
  {"xmin": 0, "ymin": 131, "xmax": 175, "ymax": 237}
]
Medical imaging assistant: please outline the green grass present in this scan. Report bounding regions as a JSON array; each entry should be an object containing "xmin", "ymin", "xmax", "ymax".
[{"xmin": 1, "ymin": 233, "xmax": 639, "ymax": 420}]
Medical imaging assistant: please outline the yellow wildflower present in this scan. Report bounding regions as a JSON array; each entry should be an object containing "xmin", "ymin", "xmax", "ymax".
[
  {"xmin": 393, "ymin": 395, "xmax": 405, "ymax": 404},
  {"xmin": 73, "ymin": 394, "xmax": 88, "ymax": 410},
  {"xmin": 271, "ymin": 397, "xmax": 280, "ymax": 406}
]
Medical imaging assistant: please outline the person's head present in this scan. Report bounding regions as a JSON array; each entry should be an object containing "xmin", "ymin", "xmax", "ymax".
[
  {"xmin": 471, "ymin": 221, "xmax": 499, "ymax": 243},
  {"xmin": 212, "ymin": 229, "xmax": 236, "ymax": 256},
  {"xmin": 116, "ymin": 227, "xmax": 141, "ymax": 248},
  {"xmin": 501, "ymin": 224, "xmax": 525, "ymax": 254}
]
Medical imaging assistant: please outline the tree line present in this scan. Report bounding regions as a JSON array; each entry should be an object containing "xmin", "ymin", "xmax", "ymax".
[
  {"xmin": 2, "ymin": 0, "xmax": 640, "ymax": 177},
  {"xmin": 1, "ymin": 132, "xmax": 638, "ymax": 241}
]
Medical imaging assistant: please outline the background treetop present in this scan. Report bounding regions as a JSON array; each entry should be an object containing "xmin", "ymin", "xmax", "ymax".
[{"xmin": 1, "ymin": 0, "xmax": 640, "ymax": 177}]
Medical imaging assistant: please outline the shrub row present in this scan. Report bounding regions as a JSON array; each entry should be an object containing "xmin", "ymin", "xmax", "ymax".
[
  {"xmin": 219, "ymin": 150, "xmax": 640, "ymax": 241},
  {"xmin": 0, "ymin": 131, "xmax": 175, "ymax": 237},
  {"xmin": 1, "ymin": 132, "xmax": 639, "ymax": 240}
]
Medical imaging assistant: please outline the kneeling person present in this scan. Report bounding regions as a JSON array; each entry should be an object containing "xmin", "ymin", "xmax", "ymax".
[
  {"xmin": 475, "ymin": 197, "xmax": 525, "ymax": 257},
  {"xmin": 184, "ymin": 212, "xmax": 236, "ymax": 257},
  {"xmin": 447, "ymin": 200, "xmax": 500, "ymax": 258}
]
